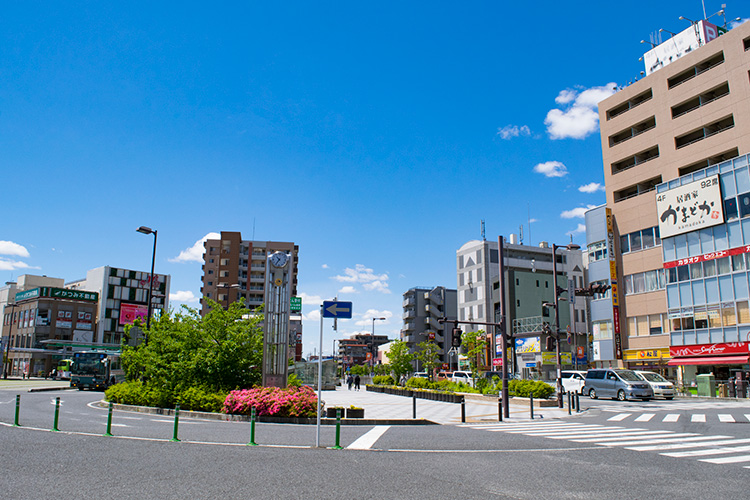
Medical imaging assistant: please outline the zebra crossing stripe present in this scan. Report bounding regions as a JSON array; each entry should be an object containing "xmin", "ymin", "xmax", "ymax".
[
  {"xmin": 718, "ymin": 414, "xmax": 735, "ymax": 423},
  {"xmin": 663, "ymin": 442, "xmax": 750, "ymax": 457},
  {"xmin": 541, "ymin": 428, "xmax": 649, "ymax": 439},
  {"xmin": 691, "ymin": 414, "xmax": 706, "ymax": 422},
  {"xmin": 634, "ymin": 413, "xmax": 655, "ymax": 422},
  {"xmin": 701, "ymin": 454, "xmax": 750, "ymax": 464},
  {"xmin": 514, "ymin": 425, "xmax": 611, "ymax": 435},
  {"xmin": 548, "ymin": 429, "xmax": 667, "ymax": 440},
  {"xmin": 594, "ymin": 435, "xmax": 725, "ymax": 447},
  {"xmin": 630, "ymin": 437, "xmax": 750, "ymax": 452},
  {"xmin": 607, "ymin": 413, "xmax": 631, "ymax": 421},
  {"xmin": 662, "ymin": 414, "xmax": 680, "ymax": 422},
  {"xmin": 485, "ymin": 424, "xmax": 600, "ymax": 433},
  {"xmin": 574, "ymin": 431, "xmax": 685, "ymax": 443},
  {"xmin": 745, "ymin": 414, "xmax": 750, "ymax": 422}
]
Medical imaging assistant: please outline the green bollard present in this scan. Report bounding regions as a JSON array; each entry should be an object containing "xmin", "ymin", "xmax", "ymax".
[
  {"xmin": 567, "ymin": 392, "xmax": 572, "ymax": 415},
  {"xmin": 171, "ymin": 404, "xmax": 180, "ymax": 442},
  {"xmin": 331, "ymin": 408, "xmax": 343, "ymax": 450},
  {"xmin": 104, "ymin": 401, "xmax": 114, "ymax": 437},
  {"xmin": 247, "ymin": 407, "xmax": 258, "ymax": 446},
  {"xmin": 52, "ymin": 397, "xmax": 60, "ymax": 432},
  {"xmin": 14, "ymin": 394, "xmax": 20, "ymax": 427},
  {"xmin": 530, "ymin": 394, "xmax": 534, "ymax": 420}
]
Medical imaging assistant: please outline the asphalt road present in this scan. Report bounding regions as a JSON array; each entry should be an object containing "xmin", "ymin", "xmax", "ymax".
[{"xmin": 3, "ymin": 389, "xmax": 750, "ymax": 499}]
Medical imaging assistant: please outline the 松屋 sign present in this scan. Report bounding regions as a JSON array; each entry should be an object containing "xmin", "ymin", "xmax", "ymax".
[{"xmin": 656, "ymin": 175, "xmax": 724, "ymax": 239}]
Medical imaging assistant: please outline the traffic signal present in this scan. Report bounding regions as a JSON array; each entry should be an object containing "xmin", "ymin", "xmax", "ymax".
[
  {"xmin": 545, "ymin": 335, "xmax": 556, "ymax": 351},
  {"xmin": 452, "ymin": 328, "xmax": 462, "ymax": 348},
  {"xmin": 575, "ymin": 283, "xmax": 611, "ymax": 297}
]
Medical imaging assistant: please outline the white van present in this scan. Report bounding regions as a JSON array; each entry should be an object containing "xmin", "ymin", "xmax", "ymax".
[
  {"xmin": 633, "ymin": 371, "xmax": 675, "ymax": 399},
  {"xmin": 451, "ymin": 371, "xmax": 474, "ymax": 387},
  {"xmin": 560, "ymin": 370, "xmax": 587, "ymax": 394}
]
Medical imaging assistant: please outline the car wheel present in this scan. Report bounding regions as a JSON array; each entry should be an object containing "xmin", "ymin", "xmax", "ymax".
[
  {"xmin": 617, "ymin": 390, "xmax": 626, "ymax": 401},
  {"xmin": 589, "ymin": 388, "xmax": 597, "ymax": 399}
]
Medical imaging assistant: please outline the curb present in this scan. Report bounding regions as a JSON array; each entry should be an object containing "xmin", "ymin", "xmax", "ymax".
[{"xmin": 94, "ymin": 400, "xmax": 439, "ymax": 426}]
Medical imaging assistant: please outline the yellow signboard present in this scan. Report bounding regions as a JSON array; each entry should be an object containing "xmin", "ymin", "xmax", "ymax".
[{"xmin": 542, "ymin": 352, "xmax": 573, "ymax": 365}]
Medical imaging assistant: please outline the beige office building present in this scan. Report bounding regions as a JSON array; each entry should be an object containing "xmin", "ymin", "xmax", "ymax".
[{"xmin": 598, "ymin": 19, "xmax": 750, "ymax": 371}]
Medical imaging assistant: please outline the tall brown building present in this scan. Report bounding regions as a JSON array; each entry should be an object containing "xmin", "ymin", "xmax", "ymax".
[
  {"xmin": 199, "ymin": 231, "xmax": 299, "ymax": 314},
  {"xmin": 596, "ymin": 19, "xmax": 750, "ymax": 375}
]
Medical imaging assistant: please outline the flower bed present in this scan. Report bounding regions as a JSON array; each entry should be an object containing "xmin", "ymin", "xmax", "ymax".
[{"xmin": 223, "ymin": 386, "xmax": 319, "ymax": 418}]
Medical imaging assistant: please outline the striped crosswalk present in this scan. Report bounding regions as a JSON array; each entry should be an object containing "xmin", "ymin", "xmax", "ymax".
[
  {"xmin": 463, "ymin": 420, "xmax": 750, "ymax": 468},
  {"xmin": 604, "ymin": 412, "xmax": 749, "ymax": 423}
]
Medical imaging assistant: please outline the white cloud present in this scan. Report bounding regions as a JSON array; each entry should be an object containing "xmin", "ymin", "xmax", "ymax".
[
  {"xmin": 170, "ymin": 290, "xmax": 199, "ymax": 303},
  {"xmin": 298, "ymin": 292, "xmax": 323, "ymax": 308},
  {"xmin": 332, "ymin": 264, "xmax": 390, "ymax": 294},
  {"xmin": 529, "ymin": 218, "xmax": 538, "ymax": 223},
  {"xmin": 338, "ymin": 286, "xmax": 358, "ymax": 294},
  {"xmin": 169, "ymin": 232, "xmax": 220, "ymax": 263},
  {"xmin": 566, "ymin": 224, "xmax": 586, "ymax": 236},
  {"xmin": 730, "ymin": 18, "xmax": 748, "ymax": 28},
  {"xmin": 321, "ymin": 264, "xmax": 329, "ymax": 269},
  {"xmin": 561, "ymin": 205, "xmax": 596, "ymax": 219},
  {"xmin": 545, "ymin": 83, "xmax": 617, "ymax": 139},
  {"xmin": 497, "ymin": 125, "xmax": 531, "ymax": 140},
  {"xmin": 578, "ymin": 182, "xmax": 604, "ymax": 193},
  {"xmin": 533, "ymin": 161, "xmax": 568, "ymax": 178},
  {"xmin": 353, "ymin": 309, "xmax": 393, "ymax": 328},
  {"xmin": 0, "ymin": 259, "xmax": 37, "ymax": 271},
  {"xmin": 0, "ymin": 241, "xmax": 30, "ymax": 257}
]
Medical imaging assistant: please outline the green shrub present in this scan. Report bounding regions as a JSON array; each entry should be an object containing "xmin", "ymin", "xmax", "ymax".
[
  {"xmin": 372, "ymin": 375, "xmax": 395, "ymax": 386},
  {"xmin": 508, "ymin": 379, "xmax": 555, "ymax": 399},
  {"xmin": 287, "ymin": 373, "xmax": 303, "ymax": 388},
  {"xmin": 177, "ymin": 386, "xmax": 227, "ymax": 412},
  {"xmin": 405, "ymin": 377, "xmax": 430, "ymax": 389},
  {"xmin": 106, "ymin": 381, "xmax": 229, "ymax": 412}
]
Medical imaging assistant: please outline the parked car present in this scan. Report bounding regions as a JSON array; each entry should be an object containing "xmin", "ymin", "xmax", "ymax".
[
  {"xmin": 436, "ymin": 371, "xmax": 453, "ymax": 381},
  {"xmin": 451, "ymin": 371, "xmax": 474, "ymax": 387},
  {"xmin": 481, "ymin": 371, "xmax": 503, "ymax": 381},
  {"xmin": 583, "ymin": 368, "xmax": 653, "ymax": 401},
  {"xmin": 633, "ymin": 371, "xmax": 675, "ymax": 400},
  {"xmin": 560, "ymin": 370, "xmax": 587, "ymax": 394},
  {"xmin": 413, "ymin": 372, "xmax": 429, "ymax": 379}
]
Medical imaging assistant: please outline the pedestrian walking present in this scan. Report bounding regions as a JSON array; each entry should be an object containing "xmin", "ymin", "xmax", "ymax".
[
  {"xmin": 347, "ymin": 374, "xmax": 353, "ymax": 390},
  {"xmin": 354, "ymin": 374, "xmax": 361, "ymax": 391}
]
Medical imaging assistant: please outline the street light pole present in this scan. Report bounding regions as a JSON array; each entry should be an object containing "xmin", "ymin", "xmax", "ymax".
[
  {"xmin": 551, "ymin": 242, "xmax": 580, "ymax": 409},
  {"xmin": 3, "ymin": 302, "xmax": 17, "ymax": 379},
  {"xmin": 136, "ymin": 226, "xmax": 158, "ymax": 333},
  {"xmin": 371, "ymin": 317, "xmax": 385, "ymax": 369}
]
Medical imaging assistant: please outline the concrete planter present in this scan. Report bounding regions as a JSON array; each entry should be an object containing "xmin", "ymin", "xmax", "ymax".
[{"xmin": 346, "ymin": 408, "xmax": 365, "ymax": 418}]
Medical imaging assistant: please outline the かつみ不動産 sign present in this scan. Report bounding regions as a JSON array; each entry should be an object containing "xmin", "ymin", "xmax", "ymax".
[{"xmin": 656, "ymin": 175, "xmax": 724, "ymax": 239}]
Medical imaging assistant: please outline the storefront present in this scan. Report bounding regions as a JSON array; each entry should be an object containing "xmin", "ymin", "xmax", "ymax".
[
  {"xmin": 624, "ymin": 348, "xmax": 675, "ymax": 378},
  {"xmin": 667, "ymin": 342, "xmax": 750, "ymax": 386}
]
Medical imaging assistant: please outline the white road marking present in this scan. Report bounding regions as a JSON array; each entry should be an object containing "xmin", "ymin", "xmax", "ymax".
[
  {"xmin": 595, "ymin": 435, "xmax": 726, "ymax": 447},
  {"xmin": 346, "ymin": 425, "xmax": 390, "ymax": 450},
  {"xmin": 607, "ymin": 413, "xmax": 631, "ymax": 421},
  {"xmin": 634, "ymin": 413, "xmax": 655, "ymax": 422},
  {"xmin": 663, "ymin": 414, "xmax": 680, "ymax": 422},
  {"xmin": 701, "ymin": 454, "xmax": 750, "ymax": 464},
  {"xmin": 691, "ymin": 414, "xmax": 706, "ymax": 422},
  {"xmin": 574, "ymin": 431, "xmax": 685, "ymax": 443},
  {"xmin": 718, "ymin": 414, "xmax": 735, "ymax": 423},
  {"xmin": 664, "ymin": 443, "xmax": 750, "ymax": 457},
  {"xmin": 631, "ymin": 437, "xmax": 750, "ymax": 452}
]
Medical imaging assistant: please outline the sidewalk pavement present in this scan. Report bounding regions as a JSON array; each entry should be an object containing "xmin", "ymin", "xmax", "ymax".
[
  {"xmin": 0, "ymin": 377, "xmax": 71, "ymax": 392},
  {"xmin": 321, "ymin": 385, "xmax": 575, "ymax": 424}
]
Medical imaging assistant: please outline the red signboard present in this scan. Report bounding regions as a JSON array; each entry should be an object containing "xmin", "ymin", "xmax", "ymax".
[
  {"xmin": 577, "ymin": 346, "xmax": 585, "ymax": 359},
  {"xmin": 119, "ymin": 303, "xmax": 148, "ymax": 325},
  {"xmin": 492, "ymin": 358, "xmax": 502, "ymax": 367},
  {"xmin": 670, "ymin": 342, "xmax": 749, "ymax": 358},
  {"xmin": 663, "ymin": 245, "xmax": 750, "ymax": 269},
  {"xmin": 613, "ymin": 305, "xmax": 622, "ymax": 359}
]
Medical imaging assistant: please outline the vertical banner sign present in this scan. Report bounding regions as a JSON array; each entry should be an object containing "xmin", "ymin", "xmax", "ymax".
[{"xmin": 606, "ymin": 208, "xmax": 623, "ymax": 360}]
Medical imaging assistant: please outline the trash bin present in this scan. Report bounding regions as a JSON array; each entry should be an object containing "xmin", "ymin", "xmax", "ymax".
[
  {"xmin": 718, "ymin": 383, "xmax": 728, "ymax": 398},
  {"xmin": 696, "ymin": 374, "xmax": 716, "ymax": 397}
]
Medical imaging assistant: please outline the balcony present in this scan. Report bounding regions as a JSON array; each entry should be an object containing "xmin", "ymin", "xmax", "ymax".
[
  {"xmin": 403, "ymin": 308, "xmax": 416, "ymax": 319},
  {"xmin": 403, "ymin": 322, "xmax": 415, "ymax": 332},
  {"xmin": 403, "ymin": 297, "xmax": 416, "ymax": 307}
]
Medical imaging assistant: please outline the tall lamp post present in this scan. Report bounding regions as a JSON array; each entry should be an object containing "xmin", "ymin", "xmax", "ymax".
[
  {"xmin": 371, "ymin": 317, "xmax": 385, "ymax": 368},
  {"xmin": 3, "ymin": 302, "xmax": 18, "ymax": 379},
  {"xmin": 551, "ymin": 242, "xmax": 580, "ymax": 408},
  {"xmin": 136, "ymin": 226, "xmax": 158, "ymax": 332}
]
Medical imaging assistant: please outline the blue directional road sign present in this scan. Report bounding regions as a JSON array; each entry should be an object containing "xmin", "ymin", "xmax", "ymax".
[{"xmin": 322, "ymin": 301, "xmax": 352, "ymax": 319}]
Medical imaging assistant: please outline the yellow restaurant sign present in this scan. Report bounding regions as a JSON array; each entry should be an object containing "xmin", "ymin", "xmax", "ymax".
[{"xmin": 623, "ymin": 348, "xmax": 670, "ymax": 361}]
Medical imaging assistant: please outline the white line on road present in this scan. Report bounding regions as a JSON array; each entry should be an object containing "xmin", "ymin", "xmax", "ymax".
[
  {"xmin": 718, "ymin": 414, "xmax": 735, "ymax": 423},
  {"xmin": 631, "ymin": 438, "xmax": 750, "ymax": 452},
  {"xmin": 663, "ymin": 443, "xmax": 750, "ymax": 457},
  {"xmin": 607, "ymin": 413, "xmax": 631, "ymax": 421},
  {"xmin": 346, "ymin": 426, "xmax": 390, "ymax": 450},
  {"xmin": 634, "ymin": 414, "xmax": 655, "ymax": 422},
  {"xmin": 595, "ymin": 435, "xmax": 727, "ymax": 447},
  {"xmin": 574, "ymin": 431, "xmax": 684, "ymax": 443},
  {"xmin": 691, "ymin": 414, "xmax": 706, "ymax": 422},
  {"xmin": 701, "ymin": 454, "xmax": 750, "ymax": 464},
  {"xmin": 663, "ymin": 414, "xmax": 680, "ymax": 422}
]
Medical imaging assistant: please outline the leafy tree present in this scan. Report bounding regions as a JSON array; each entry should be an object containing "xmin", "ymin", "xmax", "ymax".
[
  {"xmin": 349, "ymin": 364, "xmax": 369, "ymax": 376},
  {"xmin": 415, "ymin": 340, "xmax": 440, "ymax": 380},
  {"xmin": 461, "ymin": 330, "xmax": 488, "ymax": 386},
  {"xmin": 121, "ymin": 298, "xmax": 264, "ymax": 393},
  {"xmin": 385, "ymin": 340, "xmax": 413, "ymax": 385}
]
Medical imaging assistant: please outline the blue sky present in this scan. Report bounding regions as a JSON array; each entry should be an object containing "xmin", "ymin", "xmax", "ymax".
[{"xmin": 2, "ymin": 2, "xmax": 746, "ymax": 357}]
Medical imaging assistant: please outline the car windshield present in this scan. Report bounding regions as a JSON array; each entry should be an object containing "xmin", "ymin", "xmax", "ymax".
[
  {"xmin": 617, "ymin": 370, "xmax": 641, "ymax": 382},
  {"xmin": 640, "ymin": 372, "xmax": 668, "ymax": 383}
]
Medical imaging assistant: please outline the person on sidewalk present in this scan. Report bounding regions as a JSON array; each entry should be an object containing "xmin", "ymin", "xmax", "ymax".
[
  {"xmin": 354, "ymin": 374, "xmax": 361, "ymax": 391},
  {"xmin": 347, "ymin": 374, "xmax": 354, "ymax": 390}
]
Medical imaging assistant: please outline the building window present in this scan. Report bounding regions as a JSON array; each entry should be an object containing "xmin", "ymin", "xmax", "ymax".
[
  {"xmin": 587, "ymin": 241, "xmax": 607, "ymax": 262},
  {"xmin": 605, "ymin": 89, "xmax": 653, "ymax": 120},
  {"xmin": 671, "ymin": 82, "xmax": 730, "ymax": 119},
  {"xmin": 675, "ymin": 115, "xmax": 734, "ymax": 149},
  {"xmin": 625, "ymin": 269, "xmax": 666, "ymax": 295},
  {"xmin": 620, "ymin": 226, "xmax": 660, "ymax": 254},
  {"xmin": 608, "ymin": 116, "xmax": 657, "ymax": 147},
  {"xmin": 667, "ymin": 51, "xmax": 724, "ymax": 89},
  {"xmin": 590, "ymin": 279, "xmax": 611, "ymax": 300}
]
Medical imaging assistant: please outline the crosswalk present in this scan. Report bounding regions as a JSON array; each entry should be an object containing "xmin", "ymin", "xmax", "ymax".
[
  {"xmin": 595, "ymin": 400, "xmax": 750, "ymax": 412},
  {"xmin": 604, "ymin": 412, "xmax": 750, "ymax": 423},
  {"xmin": 463, "ymin": 420, "xmax": 750, "ymax": 468}
]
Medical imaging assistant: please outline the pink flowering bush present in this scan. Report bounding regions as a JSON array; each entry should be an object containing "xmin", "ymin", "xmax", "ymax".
[{"xmin": 223, "ymin": 385, "xmax": 319, "ymax": 418}]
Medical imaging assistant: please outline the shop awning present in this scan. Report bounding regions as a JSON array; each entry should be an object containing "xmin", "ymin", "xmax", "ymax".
[{"xmin": 667, "ymin": 355, "xmax": 750, "ymax": 366}]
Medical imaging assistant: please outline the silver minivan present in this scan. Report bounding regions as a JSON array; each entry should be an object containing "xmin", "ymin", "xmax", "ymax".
[{"xmin": 584, "ymin": 369, "xmax": 653, "ymax": 401}]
